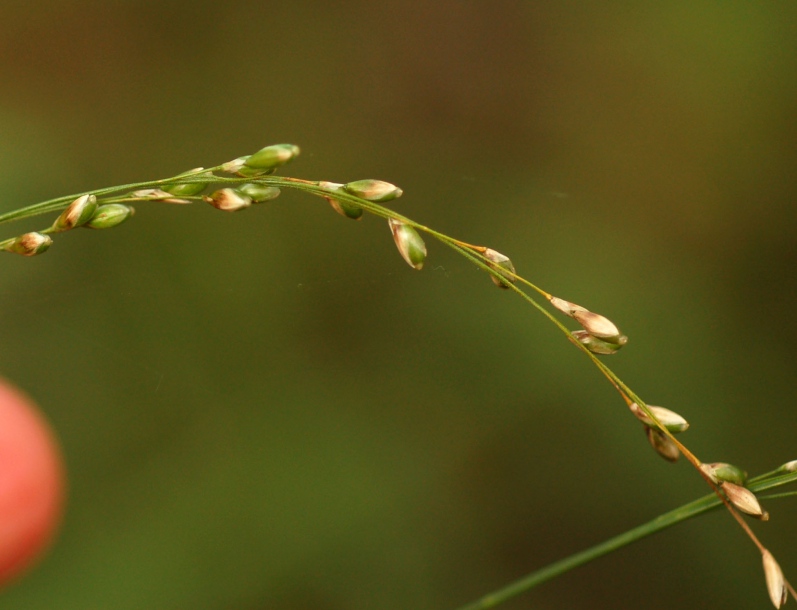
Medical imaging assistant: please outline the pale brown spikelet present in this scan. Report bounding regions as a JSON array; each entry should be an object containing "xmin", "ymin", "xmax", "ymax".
[
  {"xmin": 204, "ymin": 188, "xmax": 252, "ymax": 212},
  {"xmin": 550, "ymin": 296, "xmax": 588, "ymax": 316},
  {"xmin": 721, "ymin": 482, "xmax": 768, "ymax": 520},
  {"xmin": 571, "ymin": 309, "xmax": 625, "ymax": 344},
  {"xmin": 5, "ymin": 232, "xmax": 53, "ymax": 256},
  {"xmin": 483, "ymin": 248, "xmax": 516, "ymax": 288},
  {"xmin": 629, "ymin": 403, "xmax": 689, "ymax": 433},
  {"xmin": 52, "ymin": 194, "xmax": 98, "ymax": 231},
  {"xmin": 551, "ymin": 296, "xmax": 627, "ymax": 346},
  {"xmin": 645, "ymin": 427, "xmax": 680, "ymax": 462},
  {"xmin": 762, "ymin": 550, "xmax": 788, "ymax": 608}
]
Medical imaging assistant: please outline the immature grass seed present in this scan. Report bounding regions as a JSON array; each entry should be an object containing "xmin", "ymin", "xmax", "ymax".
[
  {"xmin": 570, "ymin": 330, "xmax": 624, "ymax": 355},
  {"xmin": 318, "ymin": 181, "xmax": 364, "ymax": 219},
  {"xmin": 51, "ymin": 194, "xmax": 98, "ymax": 231},
  {"xmin": 762, "ymin": 550, "xmax": 788, "ymax": 608},
  {"xmin": 550, "ymin": 296, "xmax": 589, "ymax": 316},
  {"xmin": 721, "ymin": 482, "xmax": 768, "ymax": 520},
  {"xmin": 778, "ymin": 460, "xmax": 797, "ymax": 473},
  {"xmin": 6, "ymin": 232, "xmax": 53, "ymax": 256},
  {"xmin": 237, "ymin": 184, "xmax": 281, "ymax": 203},
  {"xmin": 344, "ymin": 179, "xmax": 403, "ymax": 202},
  {"xmin": 483, "ymin": 248, "xmax": 516, "ymax": 288},
  {"xmin": 571, "ymin": 310, "xmax": 625, "ymax": 344},
  {"xmin": 388, "ymin": 219, "xmax": 426, "ymax": 270},
  {"xmin": 645, "ymin": 427, "xmax": 680, "ymax": 462},
  {"xmin": 629, "ymin": 403, "xmax": 689, "ymax": 433},
  {"xmin": 243, "ymin": 144, "xmax": 300, "ymax": 171},
  {"xmin": 85, "ymin": 204, "xmax": 134, "ymax": 229},
  {"xmin": 699, "ymin": 462, "xmax": 747, "ymax": 486},
  {"xmin": 552, "ymin": 296, "xmax": 627, "ymax": 346},
  {"xmin": 204, "ymin": 189, "xmax": 252, "ymax": 212},
  {"xmin": 162, "ymin": 168, "xmax": 208, "ymax": 197},
  {"xmin": 326, "ymin": 196, "xmax": 363, "ymax": 220}
]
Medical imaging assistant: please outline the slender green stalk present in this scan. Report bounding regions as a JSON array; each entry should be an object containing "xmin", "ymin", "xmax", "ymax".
[
  {"xmin": 3, "ymin": 146, "xmax": 794, "ymax": 607},
  {"xmin": 455, "ymin": 470, "xmax": 797, "ymax": 610}
]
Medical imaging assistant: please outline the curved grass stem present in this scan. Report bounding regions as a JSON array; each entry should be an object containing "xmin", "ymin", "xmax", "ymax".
[{"xmin": 3, "ymin": 150, "xmax": 793, "ymax": 607}]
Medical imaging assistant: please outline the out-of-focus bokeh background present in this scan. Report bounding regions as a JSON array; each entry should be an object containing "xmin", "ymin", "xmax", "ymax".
[{"xmin": 1, "ymin": 2, "xmax": 796, "ymax": 608}]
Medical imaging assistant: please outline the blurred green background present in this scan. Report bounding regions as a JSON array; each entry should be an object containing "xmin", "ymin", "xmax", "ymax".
[{"xmin": 1, "ymin": 1, "xmax": 796, "ymax": 608}]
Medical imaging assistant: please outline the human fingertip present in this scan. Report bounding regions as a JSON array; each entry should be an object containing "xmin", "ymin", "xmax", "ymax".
[{"xmin": 0, "ymin": 380, "xmax": 65, "ymax": 586}]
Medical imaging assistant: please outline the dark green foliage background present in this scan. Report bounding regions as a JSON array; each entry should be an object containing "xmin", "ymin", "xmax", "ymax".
[{"xmin": 1, "ymin": 2, "xmax": 795, "ymax": 608}]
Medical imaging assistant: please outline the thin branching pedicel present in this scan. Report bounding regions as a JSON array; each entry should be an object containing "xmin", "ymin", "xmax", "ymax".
[{"xmin": 2, "ymin": 144, "xmax": 793, "ymax": 608}]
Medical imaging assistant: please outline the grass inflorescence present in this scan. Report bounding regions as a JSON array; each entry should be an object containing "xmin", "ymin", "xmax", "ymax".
[{"xmin": 2, "ymin": 144, "xmax": 794, "ymax": 608}]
